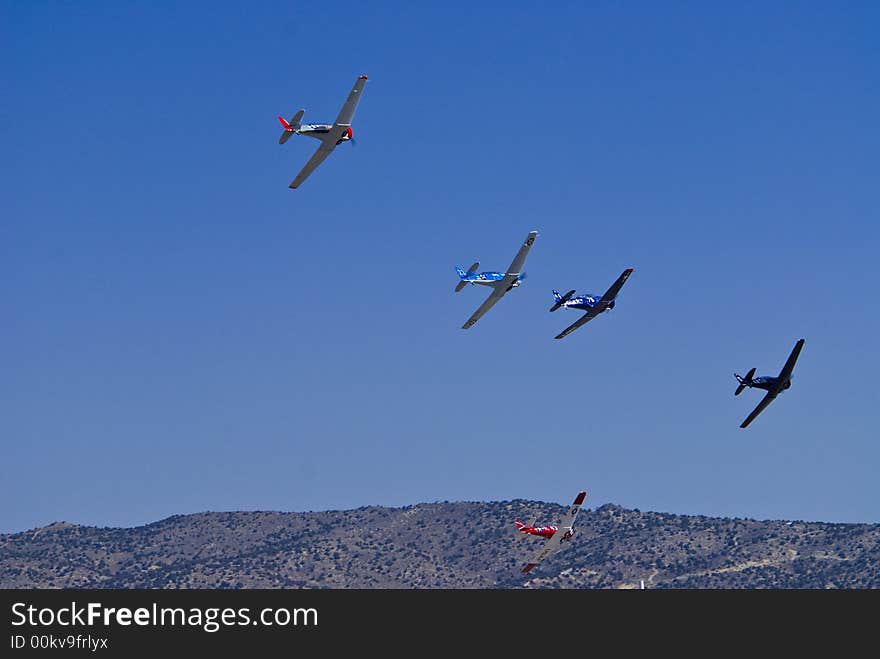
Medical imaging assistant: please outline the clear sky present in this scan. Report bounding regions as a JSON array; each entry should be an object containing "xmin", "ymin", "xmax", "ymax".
[{"xmin": 3, "ymin": 1, "xmax": 879, "ymax": 533}]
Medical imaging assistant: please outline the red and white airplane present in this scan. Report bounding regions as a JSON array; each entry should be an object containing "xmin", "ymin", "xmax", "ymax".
[
  {"xmin": 277, "ymin": 74, "xmax": 368, "ymax": 189},
  {"xmin": 515, "ymin": 491, "xmax": 587, "ymax": 574}
]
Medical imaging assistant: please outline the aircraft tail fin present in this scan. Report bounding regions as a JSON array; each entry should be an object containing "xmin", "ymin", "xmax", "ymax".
[
  {"xmin": 278, "ymin": 109, "xmax": 305, "ymax": 144},
  {"xmin": 550, "ymin": 289, "xmax": 576, "ymax": 312},
  {"xmin": 734, "ymin": 367, "xmax": 756, "ymax": 396}
]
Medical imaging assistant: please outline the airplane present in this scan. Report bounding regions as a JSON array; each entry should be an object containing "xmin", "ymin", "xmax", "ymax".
[
  {"xmin": 550, "ymin": 267, "xmax": 634, "ymax": 340},
  {"xmin": 455, "ymin": 230, "xmax": 538, "ymax": 330},
  {"xmin": 515, "ymin": 491, "xmax": 587, "ymax": 574},
  {"xmin": 277, "ymin": 75, "xmax": 368, "ymax": 189},
  {"xmin": 734, "ymin": 338, "xmax": 805, "ymax": 429}
]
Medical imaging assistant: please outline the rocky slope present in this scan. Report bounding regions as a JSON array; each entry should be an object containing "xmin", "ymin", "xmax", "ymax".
[{"xmin": 2, "ymin": 502, "xmax": 878, "ymax": 588}]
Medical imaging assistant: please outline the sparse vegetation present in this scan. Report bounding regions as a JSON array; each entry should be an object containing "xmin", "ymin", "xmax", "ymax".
[{"xmin": 1, "ymin": 502, "xmax": 878, "ymax": 588}]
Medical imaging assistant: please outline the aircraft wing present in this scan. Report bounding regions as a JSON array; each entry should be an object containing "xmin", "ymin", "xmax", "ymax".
[
  {"xmin": 462, "ymin": 288, "xmax": 506, "ymax": 329},
  {"xmin": 289, "ymin": 142, "xmax": 337, "ymax": 189},
  {"xmin": 505, "ymin": 231, "xmax": 539, "ymax": 275},
  {"xmin": 554, "ymin": 309, "xmax": 598, "ymax": 340},
  {"xmin": 740, "ymin": 391, "xmax": 778, "ymax": 429},
  {"xmin": 522, "ymin": 528, "xmax": 577, "ymax": 573},
  {"xmin": 333, "ymin": 75, "xmax": 368, "ymax": 127},
  {"xmin": 557, "ymin": 491, "xmax": 587, "ymax": 529},
  {"xmin": 600, "ymin": 268, "xmax": 634, "ymax": 303},
  {"xmin": 522, "ymin": 536, "xmax": 562, "ymax": 573},
  {"xmin": 777, "ymin": 338, "xmax": 805, "ymax": 383}
]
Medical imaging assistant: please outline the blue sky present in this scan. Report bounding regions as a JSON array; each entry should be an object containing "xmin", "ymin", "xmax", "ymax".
[{"xmin": 3, "ymin": 1, "xmax": 879, "ymax": 533}]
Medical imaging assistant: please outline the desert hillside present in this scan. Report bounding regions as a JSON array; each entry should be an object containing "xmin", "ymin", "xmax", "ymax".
[{"xmin": 2, "ymin": 502, "xmax": 878, "ymax": 588}]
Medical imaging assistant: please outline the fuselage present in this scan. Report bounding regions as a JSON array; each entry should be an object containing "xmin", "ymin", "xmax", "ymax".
[
  {"xmin": 463, "ymin": 271, "xmax": 524, "ymax": 287},
  {"xmin": 561, "ymin": 295, "xmax": 614, "ymax": 312},
  {"xmin": 519, "ymin": 524, "xmax": 557, "ymax": 539},
  {"xmin": 298, "ymin": 124, "xmax": 332, "ymax": 138},
  {"xmin": 747, "ymin": 375, "xmax": 792, "ymax": 392},
  {"xmin": 297, "ymin": 124, "xmax": 354, "ymax": 144},
  {"xmin": 516, "ymin": 523, "xmax": 575, "ymax": 542}
]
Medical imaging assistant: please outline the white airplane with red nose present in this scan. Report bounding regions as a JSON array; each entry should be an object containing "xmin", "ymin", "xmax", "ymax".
[{"xmin": 277, "ymin": 74, "xmax": 368, "ymax": 189}]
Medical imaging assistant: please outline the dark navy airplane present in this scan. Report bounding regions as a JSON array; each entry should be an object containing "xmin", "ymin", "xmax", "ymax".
[
  {"xmin": 734, "ymin": 338, "xmax": 805, "ymax": 429},
  {"xmin": 550, "ymin": 268, "xmax": 634, "ymax": 340}
]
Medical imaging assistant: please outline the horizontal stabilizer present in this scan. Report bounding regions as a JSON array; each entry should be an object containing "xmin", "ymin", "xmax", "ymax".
[
  {"xmin": 734, "ymin": 367, "xmax": 756, "ymax": 396},
  {"xmin": 278, "ymin": 109, "xmax": 305, "ymax": 144},
  {"xmin": 550, "ymin": 289, "xmax": 576, "ymax": 312},
  {"xmin": 455, "ymin": 262, "xmax": 479, "ymax": 292},
  {"xmin": 514, "ymin": 519, "xmax": 534, "ymax": 540}
]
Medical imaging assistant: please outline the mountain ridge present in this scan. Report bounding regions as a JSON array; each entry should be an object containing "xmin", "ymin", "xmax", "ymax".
[{"xmin": 2, "ymin": 501, "xmax": 878, "ymax": 588}]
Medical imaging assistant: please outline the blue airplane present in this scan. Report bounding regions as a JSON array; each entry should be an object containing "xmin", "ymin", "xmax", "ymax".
[
  {"xmin": 455, "ymin": 230, "xmax": 538, "ymax": 329},
  {"xmin": 734, "ymin": 338, "xmax": 805, "ymax": 428},
  {"xmin": 550, "ymin": 268, "xmax": 634, "ymax": 339}
]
